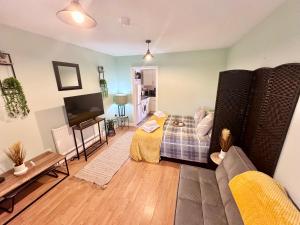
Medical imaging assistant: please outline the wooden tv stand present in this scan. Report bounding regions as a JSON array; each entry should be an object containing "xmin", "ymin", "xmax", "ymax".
[{"xmin": 72, "ymin": 118, "xmax": 108, "ymax": 161}]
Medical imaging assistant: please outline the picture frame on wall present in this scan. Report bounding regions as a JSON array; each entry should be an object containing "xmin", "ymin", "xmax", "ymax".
[
  {"xmin": 0, "ymin": 52, "xmax": 16, "ymax": 80},
  {"xmin": 0, "ymin": 52, "xmax": 12, "ymax": 65}
]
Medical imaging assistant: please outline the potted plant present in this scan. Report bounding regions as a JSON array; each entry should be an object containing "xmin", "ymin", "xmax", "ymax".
[
  {"xmin": 219, "ymin": 128, "xmax": 232, "ymax": 159},
  {"xmin": 1, "ymin": 77, "xmax": 30, "ymax": 118},
  {"xmin": 98, "ymin": 66, "xmax": 108, "ymax": 97},
  {"xmin": 106, "ymin": 119, "xmax": 116, "ymax": 137},
  {"xmin": 5, "ymin": 142, "xmax": 28, "ymax": 176}
]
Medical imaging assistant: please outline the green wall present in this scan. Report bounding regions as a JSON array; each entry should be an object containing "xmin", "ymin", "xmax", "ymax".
[
  {"xmin": 227, "ymin": 0, "xmax": 300, "ymax": 69},
  {"xmin": 115, "ymin": 49, "xmax": 228, "ymax": 121},
  {"xmin": 0, "ymin": 24, "xmax": 118, "ymax": 171},
  {"xmin": 227, "ymin": 0, "xmax": 300, "ymax": 207}
]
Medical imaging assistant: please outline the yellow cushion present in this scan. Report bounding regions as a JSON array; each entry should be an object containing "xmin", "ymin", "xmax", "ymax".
[{"xmin": 229, "ymin": 171, "xmax": 300, "ymax": 225}]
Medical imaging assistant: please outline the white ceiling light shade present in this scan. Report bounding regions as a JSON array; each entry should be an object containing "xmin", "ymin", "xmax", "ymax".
[
  {"xmin": 143, "ymin": 40, "xmax": 153, "ymax": 61},
  {"xmin": 56, "ymin": 0, "xmax": 97, "ymax": 28}
]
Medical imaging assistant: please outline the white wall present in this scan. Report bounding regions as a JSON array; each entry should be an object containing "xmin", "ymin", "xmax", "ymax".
[
  {"xmin": 0, "ymin": 24, "xmax": 118, "ymax": 172},
  {"xmin": 227, "ymin": 0, "xmax": 300, "ymax": 207}
]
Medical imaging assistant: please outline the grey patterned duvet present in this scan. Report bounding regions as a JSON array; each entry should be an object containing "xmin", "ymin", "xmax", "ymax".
[{"xmin": 160, "ymin": 115, "xmax": 209, "ymax": 163}]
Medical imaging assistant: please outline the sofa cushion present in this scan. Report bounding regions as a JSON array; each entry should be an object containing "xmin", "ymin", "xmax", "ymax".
[
  {"xmin": 175, "ymin": 147, "xmax": 256, "ymax": 225},
  {"xmin": 175, "ymin": 165, "xmax": 227, "ymax": 225},
  {"xmin": 217, "ymin": 146, "xmax": 256, "ymax": 181},
  {"xmin": 216, "ymin": 146, "xmax": 256, "ymax": 225}
]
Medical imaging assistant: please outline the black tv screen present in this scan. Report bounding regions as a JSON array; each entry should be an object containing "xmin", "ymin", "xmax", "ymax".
[{"xmin": 64, "ymin": 93, "xmax": 104, "ymax": 126}]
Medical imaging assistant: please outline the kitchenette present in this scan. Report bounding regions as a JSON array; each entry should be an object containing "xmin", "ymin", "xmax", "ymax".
[{"xmin": 132, "ymin": 67, "xmax": 157, "ymax": 125}]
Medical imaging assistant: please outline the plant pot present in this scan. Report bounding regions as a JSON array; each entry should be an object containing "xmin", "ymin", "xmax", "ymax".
[
  {"xmin": 13, "ymin": 163, "xmax": 28, "ymax": 176},
  {"xmin": 218, "ymin": 150, "xmax": 227, "ymax": 159},
  {"xmin": 106, "ymin": 120, "xmax": 116, "ymax": 137}
]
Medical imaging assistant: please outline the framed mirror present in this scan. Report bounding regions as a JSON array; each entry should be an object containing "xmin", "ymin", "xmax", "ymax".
[{"xmin": 52, "ymin": 61, "xmax": 82, "ymax": 91}]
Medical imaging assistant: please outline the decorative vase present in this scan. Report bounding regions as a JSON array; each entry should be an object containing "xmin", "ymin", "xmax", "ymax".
[
  {"xmin": 218, "ymin": 150, "xmax": 226, "ymax": 159},
  {"xmin": 13, "ymin": 163, "xmax": 28, "ymax": 176}
]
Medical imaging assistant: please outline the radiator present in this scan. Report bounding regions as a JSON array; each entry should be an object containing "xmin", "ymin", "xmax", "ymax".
[{"xmin": 51, "ymin": 123, "xmax": 106, "ymax": 160}]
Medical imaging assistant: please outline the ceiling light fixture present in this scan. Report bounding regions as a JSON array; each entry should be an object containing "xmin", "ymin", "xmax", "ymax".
[
  {"xmin": 56, "ymin": 0, "xmax": 97, "ymax": 28},
  {"xmin": 119, "ymin": 16, "xmax": 131, "ymax": 26},
  {"xmin": 143, "ymin": 40, "xmax": 153, "ymax": 61}
]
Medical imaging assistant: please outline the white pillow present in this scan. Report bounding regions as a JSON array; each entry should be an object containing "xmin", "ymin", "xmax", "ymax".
[
  {"xmin": 196, "ymin": 113, "xmax": 214, "ymax": 137},
  {"xmin": 194, "ymin": 107, "xmax": 206, "ymax": 124},
  {"xmin": 208, "ymin": 128, "xmax": 213, "ymax": 138}
]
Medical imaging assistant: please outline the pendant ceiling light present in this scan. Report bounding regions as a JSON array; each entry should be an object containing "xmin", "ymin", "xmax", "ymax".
[
  {"xmin": 56, "ymin": 0, "xmax": 97, "ymax": 28},
  {"xmin": 143, "ymin": 40, "xmax": 154, "ymax": 61}
]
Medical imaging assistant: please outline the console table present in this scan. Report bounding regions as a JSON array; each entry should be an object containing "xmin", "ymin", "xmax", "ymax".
[
  {"xmin": 0, "ymin": 151, "xmax": 69, "ymax": 224},
  {"xmin": 72, "ymin": 118, "xmax": 108, "ymax": 161}
]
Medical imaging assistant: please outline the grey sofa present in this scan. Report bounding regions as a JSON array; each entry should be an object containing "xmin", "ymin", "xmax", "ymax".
[{"xmin": 175, "ymin": 146, "xmax": 256, "ymax": 225}]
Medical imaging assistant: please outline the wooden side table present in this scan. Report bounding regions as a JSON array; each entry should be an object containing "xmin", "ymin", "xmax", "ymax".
[{"xmin": 210, "ymin": 152, "xmax": 222, "ymax": 165}]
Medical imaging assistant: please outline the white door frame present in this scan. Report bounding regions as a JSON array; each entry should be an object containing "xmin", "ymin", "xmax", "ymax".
[{"xmin": 131, "ymin": 66, "xmax": 158, "ymax": 126}]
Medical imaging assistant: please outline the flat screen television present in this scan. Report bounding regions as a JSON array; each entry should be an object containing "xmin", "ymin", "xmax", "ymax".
[{"xmin": 64, "ymin": 93, "xmax": 104, "ymax": 126}]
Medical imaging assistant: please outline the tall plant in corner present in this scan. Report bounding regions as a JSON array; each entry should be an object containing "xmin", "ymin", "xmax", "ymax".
[{"xmin": 1, "ymin": 77, "xmax": 30, "ymax": 118}]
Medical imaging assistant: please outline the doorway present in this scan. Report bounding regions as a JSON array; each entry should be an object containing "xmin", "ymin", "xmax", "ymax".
[{"xmin": 131, "ymin": 66, "xmax": 158, "ymax": 126}]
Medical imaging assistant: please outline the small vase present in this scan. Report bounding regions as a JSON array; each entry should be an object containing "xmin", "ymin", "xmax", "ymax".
[
  {"xmin": 14, "ymin": 163, "xmax": 28, "ymax": 176},
  {"xmin": 219, "ymin": 150, "xmax": 226, "ymax": 159}
]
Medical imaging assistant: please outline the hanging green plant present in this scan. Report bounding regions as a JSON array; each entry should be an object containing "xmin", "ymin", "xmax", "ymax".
[
  {"xmin": 100, "ymin": 79, "xmax": 108, "ymax": 97},
  {"xmin": 98, "ymin": 66, "xmax": 108, "ymax": 97},
  {"xmin": 1, "ymin": 77, "xmax": 30, "ymax": 118}
]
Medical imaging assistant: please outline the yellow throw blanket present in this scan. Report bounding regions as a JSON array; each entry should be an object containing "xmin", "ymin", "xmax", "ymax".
[
  {"xmin": 130, "ymin": 115, "xmax": 167, "ymax": 163},
  {"xmin": 229, "ymin": 171, "xmax": 300, "ymax": 225}
]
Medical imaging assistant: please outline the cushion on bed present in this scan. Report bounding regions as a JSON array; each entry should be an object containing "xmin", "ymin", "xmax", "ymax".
[
  {"xmin": 208, "ymin": 128, "xmax": 212, "ymax": 138},
  {"xmin": 194, "ymin": 107, "xmax": 206, "ymax": 125},
  {"xmin": 229, "ymin": 171, "xmax": 300, "ymax": 225},
  {"xmin": 196, "ymin": 112, "xmax": 214, "ymax": 136}
]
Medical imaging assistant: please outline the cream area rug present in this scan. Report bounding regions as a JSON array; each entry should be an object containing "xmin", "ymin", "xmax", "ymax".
[{"xmin": 75, "ymin": 131, "xmax": 135, "ymax": 188}]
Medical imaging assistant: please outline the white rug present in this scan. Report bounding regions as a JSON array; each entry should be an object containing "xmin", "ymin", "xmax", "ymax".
[{"xmin": 75, "ymin": 131, "xmax": 135, "ymax": 188}]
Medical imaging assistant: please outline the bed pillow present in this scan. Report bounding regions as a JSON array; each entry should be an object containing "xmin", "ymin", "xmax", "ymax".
[
  {"xmin": 208, "ymin": 128, "xmax": 212, "ymax": 138},
  {"xmin": 194, "ymin": 107, "xmax": 206, "ymax": 124},
  {"xmin": 229, "ymin": 171, "xmax": 300, "ymax": 225},
  {"xmin": 196, "ymin": 113, "xmax": 214, "ymax": 136}
]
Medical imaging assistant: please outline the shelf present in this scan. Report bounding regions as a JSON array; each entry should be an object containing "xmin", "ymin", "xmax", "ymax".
[
  {"xmin": 0, "ymin": 166, "xmax": 68, "ymax": 224},
  {"xmin": 84, "ymin": 140, "xmax": 107, "ymax": 158},
  {"xmin": 73, "ymin": 118, "xmax": 105, "ymax": 130},
  {"xmin": 0, "ymin": 63, "xmax": 13, "ymax": 66}
]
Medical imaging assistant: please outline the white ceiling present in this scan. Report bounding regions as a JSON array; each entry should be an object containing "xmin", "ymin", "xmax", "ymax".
[{"xmin": 0, "ymin": 0, "xmax": 286, "ymax": 56}]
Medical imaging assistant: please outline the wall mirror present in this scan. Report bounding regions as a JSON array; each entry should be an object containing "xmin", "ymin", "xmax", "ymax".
[{"xmin": 52, "ymin": 61, "xmax": 82, "ymax": 91}]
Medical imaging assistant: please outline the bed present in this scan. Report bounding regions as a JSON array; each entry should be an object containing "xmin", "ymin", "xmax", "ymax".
[
  {"xmin": 130, "ymin": 113, "xmax": 211, "ymax": 164},
  {"xmin": 160, "ymin": 115, "xmax": 210, "ymax": 163}
]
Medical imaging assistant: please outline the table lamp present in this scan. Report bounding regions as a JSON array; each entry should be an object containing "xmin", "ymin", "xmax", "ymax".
[{"xmin": 113, "ymin": 94, "xmax": 128, "ymax": 117}]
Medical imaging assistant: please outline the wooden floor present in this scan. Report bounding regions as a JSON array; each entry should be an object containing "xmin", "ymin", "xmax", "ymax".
[{"xmin": 6, "ymin": 128, "xmax": 180, "ymax": 225}]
